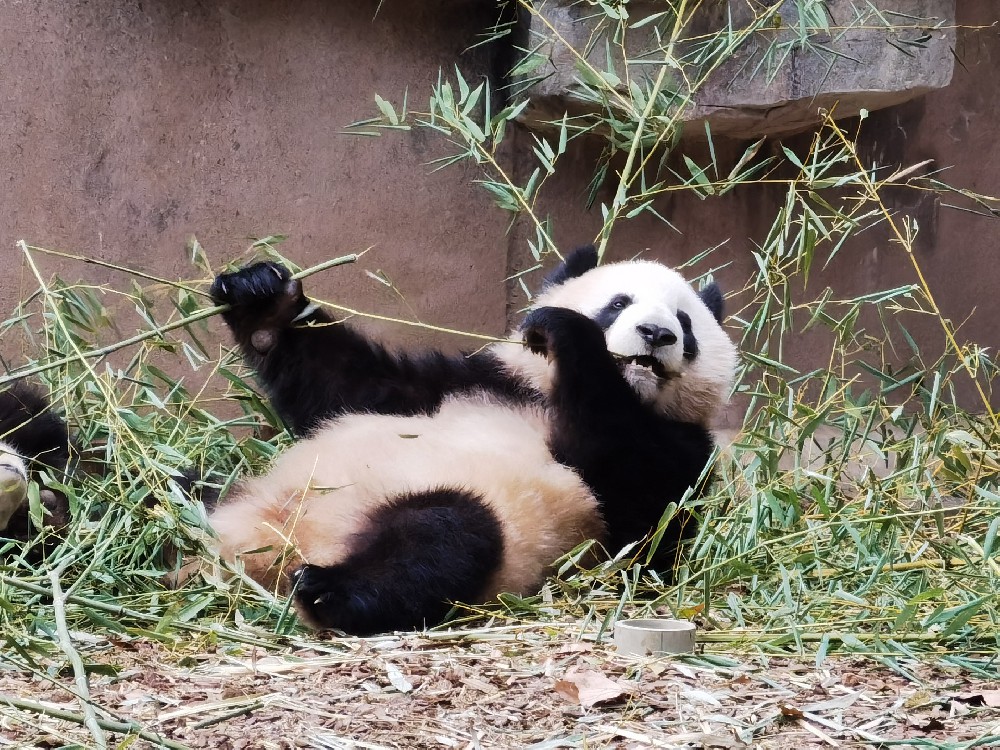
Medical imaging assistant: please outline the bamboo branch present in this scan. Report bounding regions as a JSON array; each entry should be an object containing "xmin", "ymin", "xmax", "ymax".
[
  {"xmin": 0, "ymin": 574, "xmax": 291, "ymax": 649},
  {"xmin": 1, "ymin": 252, "xmax": 360, "ymax": 386},
  {"xmin": 0, "ymin": 693, "xmax": 189, "ymax": 750},
  {"xmin": 48, "ymin": 562, "xmax": 108, "ymax": 749},
  {"xmin": 23, "ymin": 244, "xmax": 209, "ymax": 297}
]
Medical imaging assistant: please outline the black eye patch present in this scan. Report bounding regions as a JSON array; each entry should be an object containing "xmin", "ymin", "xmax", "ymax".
[
  {"xmin": 678, "ymin": 311, "xmax": 698, "ymax": 361},
  {"xmin": 593, "ymin": 294, "xmax": 632, "ymax": 330}
]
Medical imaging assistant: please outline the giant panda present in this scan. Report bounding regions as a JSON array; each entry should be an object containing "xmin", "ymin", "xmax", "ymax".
[
  {"xmin": 0, "ymin": 383, "xmax": 72, "ymax": 548},
  {"xmin": 197, "ymin": 246, "xmax": 738, "ymax": 635}
]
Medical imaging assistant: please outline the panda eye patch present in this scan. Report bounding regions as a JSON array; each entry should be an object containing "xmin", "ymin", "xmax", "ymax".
[
  {"xmin": 677, "ymin": 310, "xmax": 698, "ymax": 361},
  {"xmin": 593, "ymin": 294, "xmax": 633, "ymax": 330}
]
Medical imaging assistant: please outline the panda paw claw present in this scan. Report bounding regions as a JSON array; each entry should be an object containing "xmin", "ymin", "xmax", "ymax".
[
  {"xmin": 521, "ymin": 324, "xmax": 550, "ymax": 358},
  {"xmin": 291, "ymin": 564, "xmax": 347, "ymax": 629},
  {"xmin": 291, "ymin": 564, "xmax": 329, "ymax": 604},
  {"xmin": 211, "ymin": 262, "xmax": 299, "ymax": 308}
]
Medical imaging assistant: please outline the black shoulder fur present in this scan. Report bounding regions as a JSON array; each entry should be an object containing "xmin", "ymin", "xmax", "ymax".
[
  {"xmin": 0, "ymin": 382, "xmax": 72, "ymax": 545},
  {"xmin": 212, "ymin": 262, "xmax": 539, "ymax": 434}
]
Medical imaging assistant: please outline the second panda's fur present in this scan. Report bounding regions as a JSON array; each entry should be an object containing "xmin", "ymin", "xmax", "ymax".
[
  {"xmin": 201, "ymin": 247, "xmax": 738, "ymax": 634},
  {"xmin": 0, "ymin": 383, "xmax": 72, "ymax": 546}
]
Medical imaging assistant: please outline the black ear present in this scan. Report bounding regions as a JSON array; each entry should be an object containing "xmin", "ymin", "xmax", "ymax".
[
  {"xmin": 698, "ymin": 281, "xmax": 724, "ymax": 323},
  {"xmin": 543, "ymin": 245, "xmax": 599, "ymax": 288}
]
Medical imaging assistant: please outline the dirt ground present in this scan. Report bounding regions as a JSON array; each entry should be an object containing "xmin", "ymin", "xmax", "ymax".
[{"xmin": 0, "ymin": 624, "xmax": 997, "ymax": 749}]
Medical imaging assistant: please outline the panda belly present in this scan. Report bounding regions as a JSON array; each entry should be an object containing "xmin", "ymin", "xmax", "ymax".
[{"xmin": 207, "ymin": 396, "xmax": 605, "ymax": 602}]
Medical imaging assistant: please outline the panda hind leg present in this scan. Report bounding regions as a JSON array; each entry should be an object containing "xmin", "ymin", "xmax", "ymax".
[{"xmin": 293, "ymin": 488, "xmax": 504, "ymax": 635}]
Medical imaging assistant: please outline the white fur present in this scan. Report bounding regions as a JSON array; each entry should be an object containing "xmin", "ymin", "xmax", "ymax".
[
  {"xmin": 208, "ymin": 397, "xmax": 604, "ymax": 600},
  {"xmin": 0, "ymin": 440, "xmax": 28, "ymax": 531}
]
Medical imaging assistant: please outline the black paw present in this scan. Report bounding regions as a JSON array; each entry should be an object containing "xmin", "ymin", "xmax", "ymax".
[
  {"xmin": 210, "ymin": 262, "xmax": 300, "ymax": 308},
  {"xmin": 290, "ymin": 564, "xmax": 341, "ymax": 625},
  {"xmin": 521, "ymin": 306, "xmax": 603, "ymax": 358},
  {"xmin": 291, "ymin": 564, "xmax": 396, "ymax": 635},
  {"xmin": 291, "ymin": 563, "xmax": 326, "ymax": 601}
]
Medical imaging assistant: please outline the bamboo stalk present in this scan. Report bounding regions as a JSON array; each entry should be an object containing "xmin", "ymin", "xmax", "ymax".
[
  {"xmin": 48, "ymin": 562, "xmax": 108, "ymax": 749},
  {"xmin": 0, "ymin": 575, "xmax": 294, "ymax": 649},
  {"xmin": 0, "ymin": 693, "xmax": 190, "ymax": 750},
  {"xmin": 23, "ymin": 243, "xmax": 208, "ymax": 297},
  {"xmin": 1, "ymin": 251, "xmax": 359, "ymax": 386}
]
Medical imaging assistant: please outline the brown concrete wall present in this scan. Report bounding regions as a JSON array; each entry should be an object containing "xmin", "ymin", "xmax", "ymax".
[
  {"xmin": 1, "ymin": 1, "xmax": 997, "ymax": 411},
  {"xmin": 506, "ymin": 1, "xmax": 1000, "ymax": 413},
  {"xmin": 1, "ymin": 0, "xmax": 511, "ymax": 369}
]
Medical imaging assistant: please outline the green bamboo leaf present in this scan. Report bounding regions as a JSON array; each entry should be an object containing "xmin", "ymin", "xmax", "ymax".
[
  {"xmin": 630, "ymin": 10, "xmax": 669, "ymax": 29},
  {"xmin": 782, "ymin": 145, "xmax": 804, "ymax": 169},
  {"xmin": 983, "ymin": 517, "xmax": 1000, "ymax": 559},
  {"xmin": 374, "ymin": 95, "xmax": 399, "ymax": 126},
  {"xmin": 455, "ymin": 65, "xmax": 470, "ymax": 104},
  {"xmin": 682, "ymin": 155, "xmax": 715, "ymax": 194}
]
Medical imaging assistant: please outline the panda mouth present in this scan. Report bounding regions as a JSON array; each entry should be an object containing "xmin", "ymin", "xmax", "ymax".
[{"xmin": 619, "ymin": 354, "xmax": 673, "ymax": 381}]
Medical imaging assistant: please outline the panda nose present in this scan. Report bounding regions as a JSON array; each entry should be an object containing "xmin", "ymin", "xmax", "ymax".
[{"xmin": 636, "ymin": 324, "xmax": 677, "ymax": 348}]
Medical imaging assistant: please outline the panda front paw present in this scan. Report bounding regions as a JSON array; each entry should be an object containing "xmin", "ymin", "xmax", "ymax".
[
  {"xmin": 211, "ymin": 262, "xmax": 314, "ymax": 348},
  {"xmin": 521, "ymin": 306, "xmax": 606, "ymax": 360},
  {"xmin": 211, "ymin": 262, "xmax": 303, "ymax": 311}
]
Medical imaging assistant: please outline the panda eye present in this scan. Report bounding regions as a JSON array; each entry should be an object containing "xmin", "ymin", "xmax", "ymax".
[{"xmin": 610, "ymin": 295, "xmax": 631, "ymax": 310}]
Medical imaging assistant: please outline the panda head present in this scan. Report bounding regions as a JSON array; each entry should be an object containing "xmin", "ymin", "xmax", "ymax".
[{"xmin": 502, "ymin": 246, "xmax": 738, "ymax": 425}]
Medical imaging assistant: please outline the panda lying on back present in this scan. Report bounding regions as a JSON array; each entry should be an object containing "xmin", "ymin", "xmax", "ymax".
[{"xmin": 201, "ymin": 246, "xmax": 737, "ymax": 634}]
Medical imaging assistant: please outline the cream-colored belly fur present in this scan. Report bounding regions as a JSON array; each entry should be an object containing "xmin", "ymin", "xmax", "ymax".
[{"xmin": 208, "ymin": 397, "xmax": 605, "ymax": 600}]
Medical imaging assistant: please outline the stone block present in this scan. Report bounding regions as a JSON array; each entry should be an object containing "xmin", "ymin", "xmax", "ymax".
[{"xmin": 518, "ymin": 0, "xmax": 956, "ymax": 138}]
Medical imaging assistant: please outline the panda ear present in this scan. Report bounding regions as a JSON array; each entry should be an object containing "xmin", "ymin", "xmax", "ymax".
[
  {"xmin": 698, "ymin": 281, "xmax": 725, "ymax": 323},
  {"xmin": 543, "ymin": 245, "xmax": 599, "ymax": 288}
]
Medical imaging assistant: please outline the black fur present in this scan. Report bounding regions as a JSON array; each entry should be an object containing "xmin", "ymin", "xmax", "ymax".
[
  {"xmin": 212, "ymin": 262, "xmax": 539, "ymax": 435},
  {"xmin": 522, "ymin": 306, "xmax": 711, "ymax": 567},
  {"xmin": 543, "ymin": 245, "xmax": 599, "ymax": 289},
  {"xmin": 698, "ymin": 281, "xmax": 724, "ymax": 324},
  {"xmin": 677, "ymin": 310, "xmax": 698, "ymax": 361},
  {"xmin": 175, "ymin": 468, "xmax": 223, "ymax": 512},
  {"xmin": 0, "ymin": 383, "xmax": 72, "ymax": 543},
  {"xmin": 293, "ymin": 488, "xmax": 504, "ymax": 635},
  {"xmin": 0, "ymin": 383, "xmax": 70, "ymax": 467}
]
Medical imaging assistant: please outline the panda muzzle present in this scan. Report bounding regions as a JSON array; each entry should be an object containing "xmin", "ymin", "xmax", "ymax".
[{"xmin": 619, "ymin": 354, "xmax": 673, "ymax": 380}]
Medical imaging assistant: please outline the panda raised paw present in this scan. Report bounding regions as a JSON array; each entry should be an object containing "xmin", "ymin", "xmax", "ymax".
[
  {"xmin": 521, "ymin": 306, "xmax": 608, "ymax": 360},
  {"xmin": 211, "ymin": 262, "xmax": 319, "ymax": 354},
  {"xmin": 211, "ymin": 262, "xmax": 305, "ymax": 313}
]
